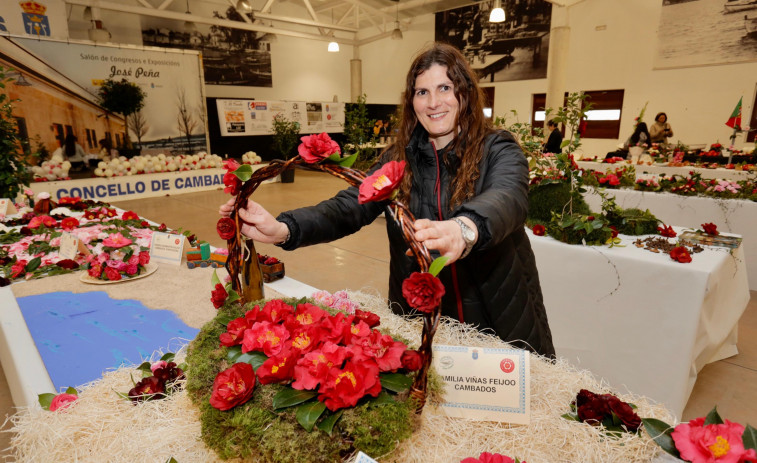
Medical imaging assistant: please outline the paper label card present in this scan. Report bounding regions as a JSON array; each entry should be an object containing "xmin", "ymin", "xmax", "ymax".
[
  {"xmin": 354, "ymin": 452, "xmax": 379, "ymax": 463},
  {"xmin": 0, "ymin": 198, "xmax": 17, "ymax": 217},
  {"xmin": 149, "ymin": 232, "xmax": 186, "ymax": 265},
  {"xmin": 431, "ymin": 345, "xmax": 530, "ymax": 424},
  {"xmin": 59, "ymin": 232, "xmax": 89, "ymax": 259}
]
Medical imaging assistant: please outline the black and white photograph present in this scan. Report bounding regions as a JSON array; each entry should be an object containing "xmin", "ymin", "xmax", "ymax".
[
  {"xmin": 434, "ymin": 0, "xmax": 552, "ymax": 82},
  {"xmin": 142, "ymin": 6, "xmax": 272, "ymax": 87},
  {"xmin": 655, "ymin": 0, "xmax": 757, "ymax": 69}
]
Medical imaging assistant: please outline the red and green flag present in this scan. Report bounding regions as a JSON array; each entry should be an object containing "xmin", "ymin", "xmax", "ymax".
[{"xmin": 725, "ymin": 97, "xmax": 742, "ymax": 130}]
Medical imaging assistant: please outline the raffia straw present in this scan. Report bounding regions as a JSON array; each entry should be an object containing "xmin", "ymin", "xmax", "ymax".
[{"xmin": 6, "ymin": 292, "xmax": 675, "ymax": 463}]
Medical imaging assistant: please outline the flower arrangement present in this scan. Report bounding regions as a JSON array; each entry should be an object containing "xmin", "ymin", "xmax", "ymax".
[
  {"xmin": 119, "ymin": 352, "xmax": 186, "ymax": 403},
  {"xmin": 242, "ymin": 151, "xmax": 262, "ymax": 165},
  {"xmin": 30, "ymin": 153, "xmax": 72, "ymax": 181},
  {"xmin": 82, "ymin": 230, "xmax": 151, "ymax": 282},
  {"xmin": 562, "ymin": 389, "xmax": 642, "ymax": 435},
  {"xmin": 93, "ymin": 152, "xmax": 224, "ymax": 177}
]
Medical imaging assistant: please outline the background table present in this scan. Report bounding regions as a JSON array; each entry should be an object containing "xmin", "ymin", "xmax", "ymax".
[
  {"xmin": 530, "ymin": 227, "xmax": 749, "ymax": 418},
  {"xmin": 582, "ymin": 188, "xmax": 757, "ymax": 290},
  {"xmin": 577, "ymin": 160, "xmax": 753, "ymax": 181}
]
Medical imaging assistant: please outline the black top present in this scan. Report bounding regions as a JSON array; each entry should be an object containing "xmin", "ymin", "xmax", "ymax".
[{"xmin": 543, "ymin": 129, "xmax": 563, "ymax": 154}]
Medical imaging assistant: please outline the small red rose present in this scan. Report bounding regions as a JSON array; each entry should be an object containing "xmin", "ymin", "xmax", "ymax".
[
  {"xmin": 49, "ymin": 393, "xmax": 78, "ymax": 411},
  {"xmin": 211, "ymin": 283, "xmax": 228, "ymax": 309},
  {"xmin": 209, "ymin": 363, "xmax": 256, "ymax": 411},
  {"xmin": 402, "ymin": 272, "xmax": 445, "ymax": 313},
  {"xmin": 532, "ymin": 224, "xmax": 546, "ymax": 236},
  {"xmin": 670, "ymin": 246, "xmax": 692, "ymax": 263},
  {"xmin": 104, "ymin": 266, "xmax": 122, "ymax": 281},
  {"xmin": 217, "ymin": 217, "xmax": 236, "ymax": 240},
  {"xmin": 702, "ymin": 222, "xmax": 719, "ymax": 236}
]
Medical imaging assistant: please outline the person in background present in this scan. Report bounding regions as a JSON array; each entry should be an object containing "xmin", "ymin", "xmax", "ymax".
[
  {"xmin": 624, "ymin": 122, "xmax": 651, "ymax": 150},
  {"xmin": 52, "ymin": 134, "xmax": 87, "ymax": 171},
  {"xmin": 543, "ymin": 119, "xmax": 563, "ymax": 154},
  {"xmin": 649, "ymin": 112, "xmax": 674, "ymax": 145},
  {"xmin": 220, "ymin": 42, "xmax": 555, "ymax": 358}
]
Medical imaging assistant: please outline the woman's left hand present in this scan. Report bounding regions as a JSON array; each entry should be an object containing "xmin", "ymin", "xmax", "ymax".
[{"xmin": 412, "ymin": 218, "xmax": 477, "ymax": 264}]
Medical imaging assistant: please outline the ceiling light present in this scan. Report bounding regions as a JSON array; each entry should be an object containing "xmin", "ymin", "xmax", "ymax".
[
  {"xmin": 11, "ymin": 72, "xmax": 32, "ymax": 86},
  {"xmin": 391, "ymin": 0, "xmax": 402, "ymax": 40},
  {"xmin": 236, "ymin": 0, "xmax": 251, "ymax": 11},
  {"xmin": 82, "ymin": 6, "xmax": 92, "ymax": 21},
  {"xmin": 184, "ymin": 0, "xmax": 197, "ymax": 32},
  {"xmin": 328, "ymin": 40, "xmax": 339, "ymax": 52},
  {"xmin": 489, "ymin": 0, "xmax": 505, "ymax": 22}
]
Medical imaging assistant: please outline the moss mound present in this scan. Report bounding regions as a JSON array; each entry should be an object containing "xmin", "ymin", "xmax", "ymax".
[
  {"xmin": 186, "ymin": 299, "xmax": 419, "ymax": 463},
  {"xmin": 528, "ymin": 182, "xmax": 592, "ymax": 223},
  {"xmin": 605, "ymin": 207, "xmax": 659, "ymax": 236}
]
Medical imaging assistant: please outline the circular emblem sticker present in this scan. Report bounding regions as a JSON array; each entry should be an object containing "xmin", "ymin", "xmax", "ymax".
[
  {"xmin": 500, "ymin": 358, "xmax": 515, "ymax": 373},
  {"xmin": 175, "ymin": 239, "xmax": 180, "ymax": 245}
]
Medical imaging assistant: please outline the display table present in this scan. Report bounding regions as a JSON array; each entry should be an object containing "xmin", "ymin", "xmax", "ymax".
[
  {"xmin": 582, "ymin": 188, "xmax": 757, "ymax": 290},
  {"xmin": 577, "ymin": 160, "xmax": 753, "ymax": 181},
  {"xmin": 530, "ymin": 227, "xmax": 750, "ymax": 418}
]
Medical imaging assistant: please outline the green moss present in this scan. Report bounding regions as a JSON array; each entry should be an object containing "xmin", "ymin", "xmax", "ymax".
[
  {"xmin": 186, "ymin": 298, "xmax": 420, "ymax": 463},
  {"xmin": 528, "ymin": 182, "xmax": 592, "ymax": 223},
  {"xmin": 605, "ymin": 207, "xmax": 659, "ymax": 236}
]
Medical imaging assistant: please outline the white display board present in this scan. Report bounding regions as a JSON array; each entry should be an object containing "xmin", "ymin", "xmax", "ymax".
[{"xmin": 216, "ymin": 99, "xmax": 345, "ymax": 136}]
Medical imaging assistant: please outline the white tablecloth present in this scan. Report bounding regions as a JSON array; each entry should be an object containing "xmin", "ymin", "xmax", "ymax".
[
  {"xmin": 582, "ymin": 188, "xmax": 757, "ymax": 290},
  {"xmin": 530, "ymin": 227, "xmax": 749, "ymax": 418},
  {"xmin": 577, "ymin": 160, "xmax": 752, "ymax": 181}
]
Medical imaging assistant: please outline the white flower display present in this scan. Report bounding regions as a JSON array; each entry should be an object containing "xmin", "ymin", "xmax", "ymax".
[
  {"xmin": 91, "ymin": 152, "xmax": 225, "ymax": 177},
  {"xmin": 31, "ymin": 155, "xmax": 72, "ymax": 181},
  {"xmin": 242, "ymin": 151, "xmax": 262, "ymax": 165}
]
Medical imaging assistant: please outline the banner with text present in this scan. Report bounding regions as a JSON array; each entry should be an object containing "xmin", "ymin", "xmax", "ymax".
[{"xmin": 216, "ymin": 99, "xmax": 345, "ymax": 136}]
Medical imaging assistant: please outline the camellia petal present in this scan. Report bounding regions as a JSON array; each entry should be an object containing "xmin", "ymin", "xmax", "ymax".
[{"xmin": 358, "ymin": 161, "xmax": 406, "ymax": 204}]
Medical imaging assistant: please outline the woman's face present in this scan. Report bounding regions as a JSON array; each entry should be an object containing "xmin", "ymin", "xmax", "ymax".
[
  {"xmin": 657, "ymin": 114, "xmax": 667, "ymax": 123},
  {"xmin": 412, "ymin": 63, "xmax": 459, "ymax": 148}
]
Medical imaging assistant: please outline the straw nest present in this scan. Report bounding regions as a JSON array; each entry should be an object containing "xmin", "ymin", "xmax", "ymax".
[{"xmin": 6, "ymin": 291, "xmax": 674, "ymax": 463}]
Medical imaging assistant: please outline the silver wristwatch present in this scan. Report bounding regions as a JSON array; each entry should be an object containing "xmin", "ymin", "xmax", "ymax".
[{"xmin": 453, "ymin": 217, "xmax": 476, "ymax": 259}]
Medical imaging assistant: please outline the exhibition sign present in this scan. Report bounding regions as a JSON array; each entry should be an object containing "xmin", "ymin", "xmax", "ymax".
[
  {"xmin": 0, "ymin": 0, "xmax": 69, "ymax": 40},
  {"xmin": 216, "ymin": 99, "xmax": 345, "ymax": 136}
]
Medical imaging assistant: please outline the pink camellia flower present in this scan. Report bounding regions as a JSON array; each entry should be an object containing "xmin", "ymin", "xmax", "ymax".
[
  {"xmin": 298, "ymin": 133, "xmax": 340, "ymax": 163},
  {"xmin": 671, "ymin": 417, "xmax": 757, "ymax": 463},
  {"xmin": 49, "ymin": 393, "xmax": 78, "ymax": 411},
  {"xmin": 150, "ymin": 360, "xmax": 168, "ymax": 373},
  {"xmin": 125, "ymin": 264, "xmax": 139, "ymax": 275},
  {"xmin": 102, "ymin": 232, "xmax": 133, "ymax": 248}
]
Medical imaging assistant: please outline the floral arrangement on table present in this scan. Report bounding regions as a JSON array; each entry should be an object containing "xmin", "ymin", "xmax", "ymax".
[
  {"xmin": 193, "ymin": 132, "xmax": 451, "ymax": 462},
  {"xmin": 93, "ymin": 152, "xmax": 224, "ymax": 177},
  {"xmin": 119, "ymin": 352, "xmax": 186, "ymax": 403},
  {"xmin": 241, "ymin": 151, "xmax": 262, "ymax": 165},
  {"xmin": 583, "ymin": 164, "xmax": 635, "ymax": 189},
  {"xmin": 30, "ymin": 153, "xmax": 72, "ymax": 182},
  {"xmin": 562, "ymin": 389, "xmax": 642, "ymax": 435}
]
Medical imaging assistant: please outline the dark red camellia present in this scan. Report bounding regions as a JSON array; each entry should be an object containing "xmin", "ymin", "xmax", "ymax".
[
  {"xmin": 55, "ymin": 259, "xmax": 79, "ymax": 270},
  {"xmin": 575, "ymin": 389, "xmax": 610, "ymax": 424},
  {"xmin": 401, "ymin": 349, "xmax": 423, "ymax": 371},
  {"xmin": 358, "ymin": 160, "xmax": 406, "ymax": 204},
  {"xmin": 298, "ymin": 132, "xmax": 341, "ymax": 163},
  {"xmin": 401, "ymin": 272, "xmax": 445, "ymax": 313},
  {"xmin": 670, "ymin": 246, "xmax": 692, "ymax": 263},
  {"xmin": 128, "ymin": 376, "xmax": 166, "ymax": 403},
  {"xmin": 60, "ymin": 217, "xmax": 80, "ymax": 231},
  {"xmin": 606, "ymin": 395, "xmax": 642, "ymax": 431},
  {"xmin": 354, "ymin": 309, "xmax": 380, "ymax": 328},
  {"xmin": 211, "ymin": 283, "xmax": 228, "ymax": 309},
  {"xmin": 532, "ymin": 224, "xmax": 546, "ymax": 236},
  {"xmin": 209, "ymin": 362, "xmax": 256, "ymax": 411},
  {"xmin": 20, "ymin": 226, "xmax": 32, "ymax": 236},
  {"xmin": 152, "ymin": 362, "xmax": 185, "ymax": 389},
  {"xmin": 702, "ymin": 222, "xmax": 719, "ymax": 236},
  {"xmin": 658, "ymin": 224, "xmax": 677, "ymax": 238},
  {"xmin": 609, "ymin": 226, "xmax": 619, "ymax": 238},
  {"xmin": 217, "ymin": 217, "xmax": 236, "ymax": 240}
]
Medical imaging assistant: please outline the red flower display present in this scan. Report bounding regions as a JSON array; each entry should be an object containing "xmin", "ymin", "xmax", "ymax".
[
  {"xmin": 658, "ymin": 224, "xmax": 677, "ymax": 238},
  {"xmin": 358, "ymin": 160, "xmax": 406, "ymax": 204},
  {"xmin": 532, "ymin": 224, "xmax": 546, "ymax": 236},
  {"xmin": 318, "ymin": 359, "xmax": 382, "ymax": 411},
  {"xmin": 670, "ymin": 246, "xmax": 693, "ymax": 264},
  {"xmin": 49, "ymin": 393, "xmax": 78, "ymax": 411},
  {"xmin": 217, "ymin": 217, "xmax": 236, "ymax": 240},
  {"xmin": 60, "ymin": 217, "xmax": 80, "ymax": 231},
  {"xmin": 402, "ymin": 271, "xmax": 445, "ymax": 313},
  {"xmin": 211, "ymin": 283, "xmax": 228, "ymax": 309},
  {"xmin": 298, "ymin": 133, "xmax": 340, "ymax": 163},
  {"xmin": 209, "ymin": 363, "xmax": 256, "ymax": 411},
  {"xmin": 702, "ymin": 222, "xmax": 719, "ymax": 236}
]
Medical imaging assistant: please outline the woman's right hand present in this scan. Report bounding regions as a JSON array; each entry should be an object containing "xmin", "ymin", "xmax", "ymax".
[{"xmin": 219, "ymin": 198, "xmax": 289, "ymax": 244}]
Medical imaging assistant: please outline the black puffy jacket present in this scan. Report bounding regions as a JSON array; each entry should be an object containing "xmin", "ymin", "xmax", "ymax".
[{"xmin": 278, "ymin": 127, "xmax": 555, "ymax": 358}]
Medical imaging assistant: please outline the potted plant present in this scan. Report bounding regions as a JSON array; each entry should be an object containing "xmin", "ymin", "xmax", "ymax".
[
  {"xmin": 271, "ymin": 113, "xmax": 300, "ymax": 183},
  {"xmin": 344, "ymin": 94, "xmax": 379, "ymax": 171},
  {"xmin": 97, "ymin": 78, "xmax": 147, "ymax": 158},
  {"xmin": 0, "ymin": 67, "xmax": 33, "ymax": 202}
]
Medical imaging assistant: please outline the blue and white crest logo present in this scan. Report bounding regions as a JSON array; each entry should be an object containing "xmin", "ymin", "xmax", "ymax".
[
  {"xmin": 20, "ymin": 1, "xmax": 51, "ymax": 37},
  {"xmin": 471, "ymin": 349, "xmax": 479, "ymax": 360}
]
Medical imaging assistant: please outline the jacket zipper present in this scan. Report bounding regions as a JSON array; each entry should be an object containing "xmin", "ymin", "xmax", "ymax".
[{"xmin": 431, "ymin": 142, "xmax": 465, "ymax": 323}]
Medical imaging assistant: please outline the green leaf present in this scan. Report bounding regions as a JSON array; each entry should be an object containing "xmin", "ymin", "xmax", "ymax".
[
  {"xmin": 704, "ymin": 406, "xmax": 723, "ymax": 425},
  {"xmin": 225, "ymin": 345, "xmax": 268, "ymax": 368},
  {"xmin": 215, "ymin": 313, "xmax": 236, "ymax": 327},
  {"xmin": 326, "ymin": 153, "xmax": 342, "ymax": 162},
  {"xmin": 273, "ymin": 388, "xmax": 317, "ymax": 410},
  {"xmin": 137, "ymin": 361, "xmax": 152, "ymax": 372},
  {"xmin": 743, "ymin": 424, "xmax": 757, "ymax": 451},
  {"xmin": 296, "ymin": 400, "xmax": 326, "ymax": 432},
  {"xmin": 295, "ymin": 296, "xmax": 308, "ymax": 306},
  {"xmin": 561, "ymin": 413, "xmax": 580, "ymax": 422},
  {"xmin": 166, "ymin": 458, "xmax": 179, "ymax": 463},
  {"xmin": 25, "ymin": 256, "xmax": 42, "ymax": 272},
  {"xmin": 428, "ymin": 256, "xmax": 449, "ymax": 277},
  {"xmin": 370, "ymin": 390, "xmax": 395, "ymax": 406},
  {"xmin": 38, "ymin": 393, "xmax": 56, "ymax": 410},
  {"xmin": 225, "ymin": 289, "xmax": 241, "ymax": 305},
  {"xmin": 211, "ymin": 269, "xmax": 221, "ymax": 286},
  {"xmin": 642, "ymin": 418, "xmax": 680, "ymax": 459},
  {"xmin": 160, "ymin": 352, "xmax": 176, "ymax": 362},
  {"xmin": 316, "ymin": 410, "xmax": 343, "ymax": 435},
  {"xmin": 65, "ymin": 387, "xmax": 78, "ymax": 396},
  {"xmin": 379, "ymin": 373, "xmax": 412, "ymax": 393},
  {"xmin": 337, "ymin": 152, "xmax": 358, "ymax": 168},
  {"xmin": 233, "ymin": 164, "xmax": 253, "ymax": 182}
]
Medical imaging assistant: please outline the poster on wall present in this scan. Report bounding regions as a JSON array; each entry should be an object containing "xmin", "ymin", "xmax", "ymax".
[
  {"xmin": 654, "ymin": 0, "xmax": 757, "ymax": 69},
  {"xmin": 13, "ymin": 37, "xmax": 208, "ymax": 154},
  {"xmin": 216, "ymin": 99, "xmax": 345, "ymax": 136},
  {"xmin": 0, "ymin": 0, "xmax": 69, "ymax": 40},
  {"xmin": 435, "ymin": 0, "xmax": 551, "ymax": 82},
  {"xmin": 141, "ymin": 6, "xmax": 272, "ymax": 87}
]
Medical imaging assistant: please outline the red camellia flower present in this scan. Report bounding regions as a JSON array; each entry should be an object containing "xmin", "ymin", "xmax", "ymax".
[
  {"xmin": 220, "ymin": 317, "xmax": 251, "ymax": 347},
  {"xmin": 575, "ymin": 389, "xmax": 610, "ymax": 424},
  {"xmin": 260, "ymin": 299, "xmax": 295, "ymax": 323},
  {"xmin": 532, "ymin": 224, "xmax": 546, "ymax": 236},
  {"xmin": 211, "ymin": 283, "xmax": 228, "ymax": 309},
  {"xmin": 60, "ymin": 217, "xmax": 80, "ymax": 231},
  {"xmin": 209, "ymin": 363, "xmax": 256, "ymax": 411},
  {"xmin": 11, "ymin": 260, "xmax": 28, "ymax": 278},
  {"xmin": 358, "ymin": 160, "xmax": 406, "ymax": 204},
  {"xmin": 104, "ymin": 266, "xmax": 122, "ymax": 281},
  {"xmin": 350, "ymin": 329, "xmax": 407, "ymax": 372},
  {"xmin": 671, "ymin": 417, "xmax": 757, "ymax": 463},
  {"xmin": 670, "ymin": 246, "xmax": 692, "ymax": 264},
  {"xmin": 354, "ymin": 309, "xmax": 381, "ymax": 328},
  {"xmin": 223, "ymin": 172, "xmax": 242, "ymax": 195},
  {"xmin": 256, "ymin": 348, "xmax": 297, "ymax": 384},
  {"xmin": 292, "ymin": 342, "xmax": 348, "ymax": 391},
  {"xmin": 401, "ymin": 349, "xmax": 423, "ymax": 371},
  {"xmin": 609, "ymin": 226, "xmax": 619, "ymax": 238},
  {"xmin": 460, "ymin": 452, "xmax": 517, "ymax": 463},
  {"xmin": 128, "ymin": 376, "xmax": 165, "ymax": 403},
  {"xmin": 702, "ymin": 222, "xmax": 719, "ymax": 236},
  {"xmin": 242, "ymin": 320, "xmax": 290, "ymax": 357},
  {"xmin": 122, "ymin": 211, "xmax": 139, "ymax": 221},
  {"xmin": 658, "ymin": 224, "xmax": 677, "ymax": 238},
  {"xmin": 223, "ymin": 158, "xmax": 240, "ymax": 173},
  {"xmin": 298, "ymin": 133, "xmax": 341, "ymax": 163},
  {"xmin": 55, "ymin": 259, "xmax": 79, "ymax": 270},
  {"xmin": 606, "ymin": 395, "xmax": 642, "ymax": 431},
  {"xmin": 217, "ymin": 217, "xmax": 236, "ymax": 240},
  {"xmin": 402, "ymin": 272, "xmax": 445, "ymax": 313},
  {"xmin": 49, "ymin": 393, "xmax": 78, "ymax": 411},
  {"xmin": 318, "ymin": 359, "xmax": 382, "ymax": 411},
  {"xmin": 138, "ymin": 251, "xmax": 151, "ymax": 266},
  {"xmin": 88, "ymin": 264, "xmax": 102, "ymax": 278}
]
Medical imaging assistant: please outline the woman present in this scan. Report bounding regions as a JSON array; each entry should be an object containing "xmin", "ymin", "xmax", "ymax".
[
  {"xmin": 624, "ymin": 122, "xmax": 651, "ymax": 150},
  {"xmin": 649, "ymin": 112, "xmax": 673, "ymax": 145},
  {"xmin": 220, "ymin": 43, "xmax": 555, "ymax": 358},
  {"xmin": 52, "ymin": 134, "xmax": 87, "ymax": 171},
  {"xmin": 543, "ymin": 119, "xmax": 563, "ymax": 154}
]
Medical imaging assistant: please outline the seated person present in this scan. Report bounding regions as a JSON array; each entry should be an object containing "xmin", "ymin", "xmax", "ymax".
[
  {"xmin": 543, "ymin": 119, "xmax": 563, "ymax": 154},
  {"xmin": 649, "ymin": 112, "xmax": 673, "ymax": 145},
  {"xmin": 52, "ymin": 134, "xmax": 88, "ymax": 171}
]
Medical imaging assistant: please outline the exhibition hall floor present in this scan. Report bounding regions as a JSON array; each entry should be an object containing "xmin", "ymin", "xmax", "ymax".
[{"xmin": 1, "ymin": 170, "xmax": 755, "ymax": 453}]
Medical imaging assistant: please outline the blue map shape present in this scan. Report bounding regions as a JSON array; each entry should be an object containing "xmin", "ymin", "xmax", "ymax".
[{"xmin": 16, "ymin": 291, "xmax": 200, "ymax": 390}]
